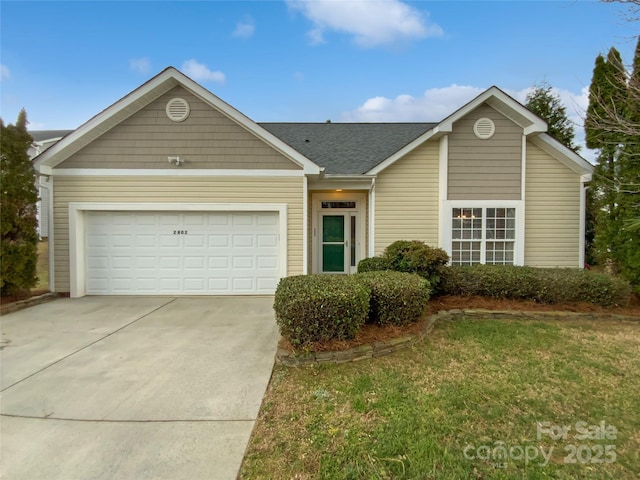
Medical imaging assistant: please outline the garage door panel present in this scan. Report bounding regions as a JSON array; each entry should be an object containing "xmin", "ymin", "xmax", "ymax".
[
  {"xmin": 85, "ymin": 211, "xmax": 281, "ymax": 295},
  {"xmin": 208, "ymin": 235, "xmax": 229, "ymax": 248},
  {"xmin": 184, "ymin": 235, "xmax": 206, "ymax": 248},
  {"xmin": 233, "ymin": 235, "xmax": 254, "ymax": 247}
]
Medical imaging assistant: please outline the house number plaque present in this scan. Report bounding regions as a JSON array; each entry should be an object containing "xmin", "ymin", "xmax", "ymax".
[{"xmin": 173, "ymin": 230, "xmax": 188, "ymax": 235}]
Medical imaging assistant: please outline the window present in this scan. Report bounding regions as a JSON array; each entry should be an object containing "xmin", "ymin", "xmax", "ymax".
[{"xmin": 451, "ymin": 207, "xmax": 516, "ymax": 266}]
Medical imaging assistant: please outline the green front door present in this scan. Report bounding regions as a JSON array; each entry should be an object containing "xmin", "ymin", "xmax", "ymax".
[{"xmin": 321, "ymin": 214, "xmax": 347, "ymax": 273}]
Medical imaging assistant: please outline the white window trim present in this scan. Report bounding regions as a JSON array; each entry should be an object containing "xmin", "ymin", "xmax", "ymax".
[
  {"xmin": 68, "ymin": 202, "xmax": 288, "ymax": 298},
  {"xmin": 442, "ymin": 200, "xmax": 525, "ymax": 266}
]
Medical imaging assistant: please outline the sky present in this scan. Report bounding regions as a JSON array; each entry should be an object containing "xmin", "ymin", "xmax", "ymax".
[{"xmin": 1, "ymin": 0, "xmax": 638, "ymax": 162}]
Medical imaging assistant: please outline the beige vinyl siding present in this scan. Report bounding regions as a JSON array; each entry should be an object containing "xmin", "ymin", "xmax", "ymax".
[
  {"xmin": 448, "ymin": 104, "xmax": 522, "ymax": 200},
  {"xmin": 57, "ymin": 86, "xmax": 300, "ymax": 170},
  {"xmin": 525, "ymin": 142, "xmax": 581, "ymax": 267},
  {"xmin": 52, "ymin": 176, "xmax": 304, "ymax": 293},
  {"xmin": 374, "ymin": 141, "xmax": 439, "ymax": 254}
]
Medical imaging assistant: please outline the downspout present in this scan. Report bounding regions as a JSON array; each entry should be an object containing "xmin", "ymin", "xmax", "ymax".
[
  {"xmin": 38, "ymin": 173, "xmax": 55, "ymax": 291},
  {"xmin": 302, "ymin": 176, "xmax": 308, "ymax": 274},
  {"xmin": 368, "ymin": 177, "xmax": 375, "ymax": 257},
  {"xmin": 579, "ymin": 174, "xmax": 592, "ymax": 269}
]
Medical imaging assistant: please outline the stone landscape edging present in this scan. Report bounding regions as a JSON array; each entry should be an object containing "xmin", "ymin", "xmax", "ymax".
[
  {"xmin": 0, "ymin": 292, "xmax": 59, "ymax": 316},
  {"xmin": 275, "ymin": 308, "xmax": 640, "ymax": 367}
]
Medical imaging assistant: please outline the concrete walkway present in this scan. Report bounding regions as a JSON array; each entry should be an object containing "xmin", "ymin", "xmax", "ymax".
[{"xmin": 0, "ymin": 296, "xmax": 279, "ymax": 480}]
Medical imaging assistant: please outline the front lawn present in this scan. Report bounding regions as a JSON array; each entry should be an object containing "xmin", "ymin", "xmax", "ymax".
[{"xmin": 240, "ymin": 316, "xmax": 640, "ymax": 479}]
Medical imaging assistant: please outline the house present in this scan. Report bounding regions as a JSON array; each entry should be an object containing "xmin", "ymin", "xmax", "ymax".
[
  {"xmin": 34, "ymin": 67, "xmax": 593, "ymax": 298},
  {"xmin": 28, "ymin": 130, "xmax": 73, "ymax": 238}
]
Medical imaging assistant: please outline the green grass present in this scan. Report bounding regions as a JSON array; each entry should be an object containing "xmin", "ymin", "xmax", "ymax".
[{"xmin": 240, "ymin": 317, "xmax": 640, "ymax": 479}]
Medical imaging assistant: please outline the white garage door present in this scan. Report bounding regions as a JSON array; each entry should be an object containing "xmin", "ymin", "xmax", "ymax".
[{"xmin": 85, "ymin": 211, "xmax": 280, "ymax": 295}]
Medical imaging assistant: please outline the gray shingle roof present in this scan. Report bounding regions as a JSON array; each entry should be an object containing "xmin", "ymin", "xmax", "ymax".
[
  {"xmin": 260, "ymin": 123, "xmax": 436, "ymax": 174},
  {"xmin": 29, "ymin": 130, "xmax": 73, "ymax": 142}
]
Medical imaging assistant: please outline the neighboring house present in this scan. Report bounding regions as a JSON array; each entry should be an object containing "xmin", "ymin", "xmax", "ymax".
[
  {"xmin": 33, "ymin": 67, "xmax": 593, "ymax": 298},
  {"xmin": 28, "ymin": 130, "xmax": 73, "ymax": 238}
]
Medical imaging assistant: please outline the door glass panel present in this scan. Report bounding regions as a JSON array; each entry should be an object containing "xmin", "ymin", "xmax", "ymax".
[
  {"xmin": 323, "ymin": 216, "xmax": 344, "ymax": 242},
  {"xmin": 350, "ymin": 215, "xmax": 356, "ymax": 267},
  {"xmin": 323, "ymin": 244, "xmax": 345, "ymax": 272}
]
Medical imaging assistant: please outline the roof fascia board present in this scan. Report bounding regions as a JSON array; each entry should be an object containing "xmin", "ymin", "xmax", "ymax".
[
  {"xmin": 367, "ymin": 86, "xmax": 549, "ymax": 175},
  {"xmin": 37, "ymin": 67, "xmax": 321, "ymax": 175},
  {"xmin": 529, "ymin": 135, "xmax": 594, "ymax": 175},
  {"xmin": 175, "ymin": 72, "xmax": 321, "ymax": 174},
  {"xmin": 367, "ymin": 128, "xmax": 440, "ymax": 175},
  {"xmin": 36, "ymin": 69, "xmax": 179, "ymax": 168}
]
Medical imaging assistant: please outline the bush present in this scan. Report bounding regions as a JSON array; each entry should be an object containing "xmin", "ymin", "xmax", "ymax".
[
  {"xmin": 357, "ymin": 271, "xmax": 430, "ymax": 326},
  {"xmin": 441, "ymin": 265, "xmax": 631, "ymax": 307},
  {"xmin": 382, "ymin": 240, "xmax": 449, "ymax": 291},
  {"xmin": 357, "ymin": 256, "xmax": 390, "ymax": 273},
  {"xmin": 273, "ymin": 275, "xmax": 370, "ymax": 347}
]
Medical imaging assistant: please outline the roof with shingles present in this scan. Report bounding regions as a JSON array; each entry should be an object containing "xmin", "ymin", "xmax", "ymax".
[
  {"xmin": 259, "ymin": 122, "xmax": 436, "ymax": 174},
  {"xmin": 29, "ymin": 130, "xmax": 73, "ymax": 142}
]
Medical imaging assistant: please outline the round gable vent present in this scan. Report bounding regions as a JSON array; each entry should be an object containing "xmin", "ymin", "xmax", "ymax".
[
  {"xmin": 473, "ymin": 118, "xmax": 495, "ymax": 139},
  {"xmin": 166, "ymin": 98, "xmax": 190, "ymax": 122}
]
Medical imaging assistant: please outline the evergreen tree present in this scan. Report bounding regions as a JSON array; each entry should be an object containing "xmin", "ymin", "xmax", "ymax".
[
  {"xmin": 0, "ymin": 110, "xmax": 39, "ymax": 296},
  {"xmin": 585, "ymin": 42, "xmax": 640, "ymax": 289},
  {"xmin": 525, "ymin": 81, "xmax": 580, "ymax": 153},
  {"xmin": 615, "ymin": 37, "xmax": 640, "ymax": 286}
]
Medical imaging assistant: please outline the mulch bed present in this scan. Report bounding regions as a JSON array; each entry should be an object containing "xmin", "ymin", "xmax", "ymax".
[{"xmin": 279, "ymin": 293, "xmax": 640, "ymax": 354}]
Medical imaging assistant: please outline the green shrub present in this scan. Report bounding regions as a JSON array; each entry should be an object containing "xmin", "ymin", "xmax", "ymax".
[
  {"xmin": 382, "ymin": 240, "xmax": 449, "ymax": 291},
  {"xmin": 441, "ymin": 265, "xmax": 631, "ymax": 307},
  {"xmin": 273, "ymin": 275, "xmax": 370, "ymax": 347},
  {"xmin": 357, "ymin": 271, "xmax": 430, "ymax": 326},
  {"xmin": 357, "ymin": 256, "xmax": 390, "ymax": 273}
]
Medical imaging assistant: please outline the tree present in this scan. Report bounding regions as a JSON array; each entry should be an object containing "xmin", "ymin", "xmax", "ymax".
[
  {"xmin": 0, "ymin": 109, "xmax": 39, "ymax": 296},
  {"xmin": 525, "ymin": 81, "xmax": 580, "ymax": 153},
  {"xmin": 585, "ymin": 39, "xmax": 640, "ymax": 289}
]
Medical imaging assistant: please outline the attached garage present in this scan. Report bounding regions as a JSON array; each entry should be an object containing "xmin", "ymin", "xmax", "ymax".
[{"xmin": 68, "ymin": 204, "xmax": 288, "ymax": 297}]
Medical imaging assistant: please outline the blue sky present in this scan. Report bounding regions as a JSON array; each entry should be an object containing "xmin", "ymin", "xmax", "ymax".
[{"xmin": 1, "ymin": 0, "xmax": 638, "ymax": 160}]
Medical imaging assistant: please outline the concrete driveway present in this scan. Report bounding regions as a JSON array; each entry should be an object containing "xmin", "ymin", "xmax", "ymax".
[{"xmin": 0, "ymin": 296, "xmax": 279, "ymax": 480}]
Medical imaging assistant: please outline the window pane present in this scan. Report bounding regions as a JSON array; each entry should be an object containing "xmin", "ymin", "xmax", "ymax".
[
  {"xmin": 322, "ymin": 216, "xmax": 344, "ymax": 242},
  {"xmin": 321, "ymin": 201, "xmax": 356, "ymax": 209}
]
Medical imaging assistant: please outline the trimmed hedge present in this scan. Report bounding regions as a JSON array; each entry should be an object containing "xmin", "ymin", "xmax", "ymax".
[
  {"xmin": 357, "ymin": 256, "xmax": 390, "ymax": 273},
  {"xmin": 273, "ymin": 275, "xmax": 369, "ymax": 347},
  {"xmin": 358, "ymin": 271, "xmax": 431, "ymax": 326},
  {"xmin": 441, "ymin": 265, "xmax": 631, "ymax": 307},
  {"xmin": 382, "ymin": 240, "xmax": 449, "ymax": 291}
]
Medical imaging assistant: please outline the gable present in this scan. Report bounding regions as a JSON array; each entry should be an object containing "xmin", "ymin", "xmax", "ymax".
[
  {"xmin": 448, "ymin": 103, "xmax": 522, "ymax": 200},
  {"xmin": 56, "ymin": 86, "xmax": 302, "ymax": 170}
]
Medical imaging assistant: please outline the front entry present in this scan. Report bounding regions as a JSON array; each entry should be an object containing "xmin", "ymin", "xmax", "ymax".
[
  {"xmin": 321, "ymin": 211, "xmax": 357, "ymax": 274},
  {"xmin": 312, "ymin": 193, "xmax": 366, "ymax": 275}
]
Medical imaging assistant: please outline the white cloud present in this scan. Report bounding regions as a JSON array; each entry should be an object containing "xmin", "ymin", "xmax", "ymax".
[
  {"xmin": 287, "ymin": 0, "xmax": 443, "ymax": 48},
  {"xmin": 180, "ymin": 59, "xmax": 226, "ymax": 84},
  {"xmin": 0, "ymin": 64, "xmax": 11, "ymax": 81},
  {"xmin": 129, "ymin": 57, "xmax": 152, "ymax": 74},
  {"xmin": 341, "ymin": 85, "xmax": 483, "ymax": 122},
  {"xmin": 233, "ymin": 18, "xmax": 255, "ymax": 38}
]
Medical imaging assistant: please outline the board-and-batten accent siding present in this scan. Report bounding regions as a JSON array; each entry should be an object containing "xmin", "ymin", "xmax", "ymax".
[
  {"xmin": 56, "ymin": 86, "xmax": 301, "ymax": 170},
  {"xmin": 52, "ymin": 176, "xmax": 304, "ymax": 293},
  {"xmin": 448, "ymin": 104, "xmax": 522, "ymax": 200},
  {"xmin": 525, "ymin": 142, "xmax": 581, "ymax": 267},
  {"xmin": 374, "ymin": 141, "xmax": 439, "ymax": 255}
]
